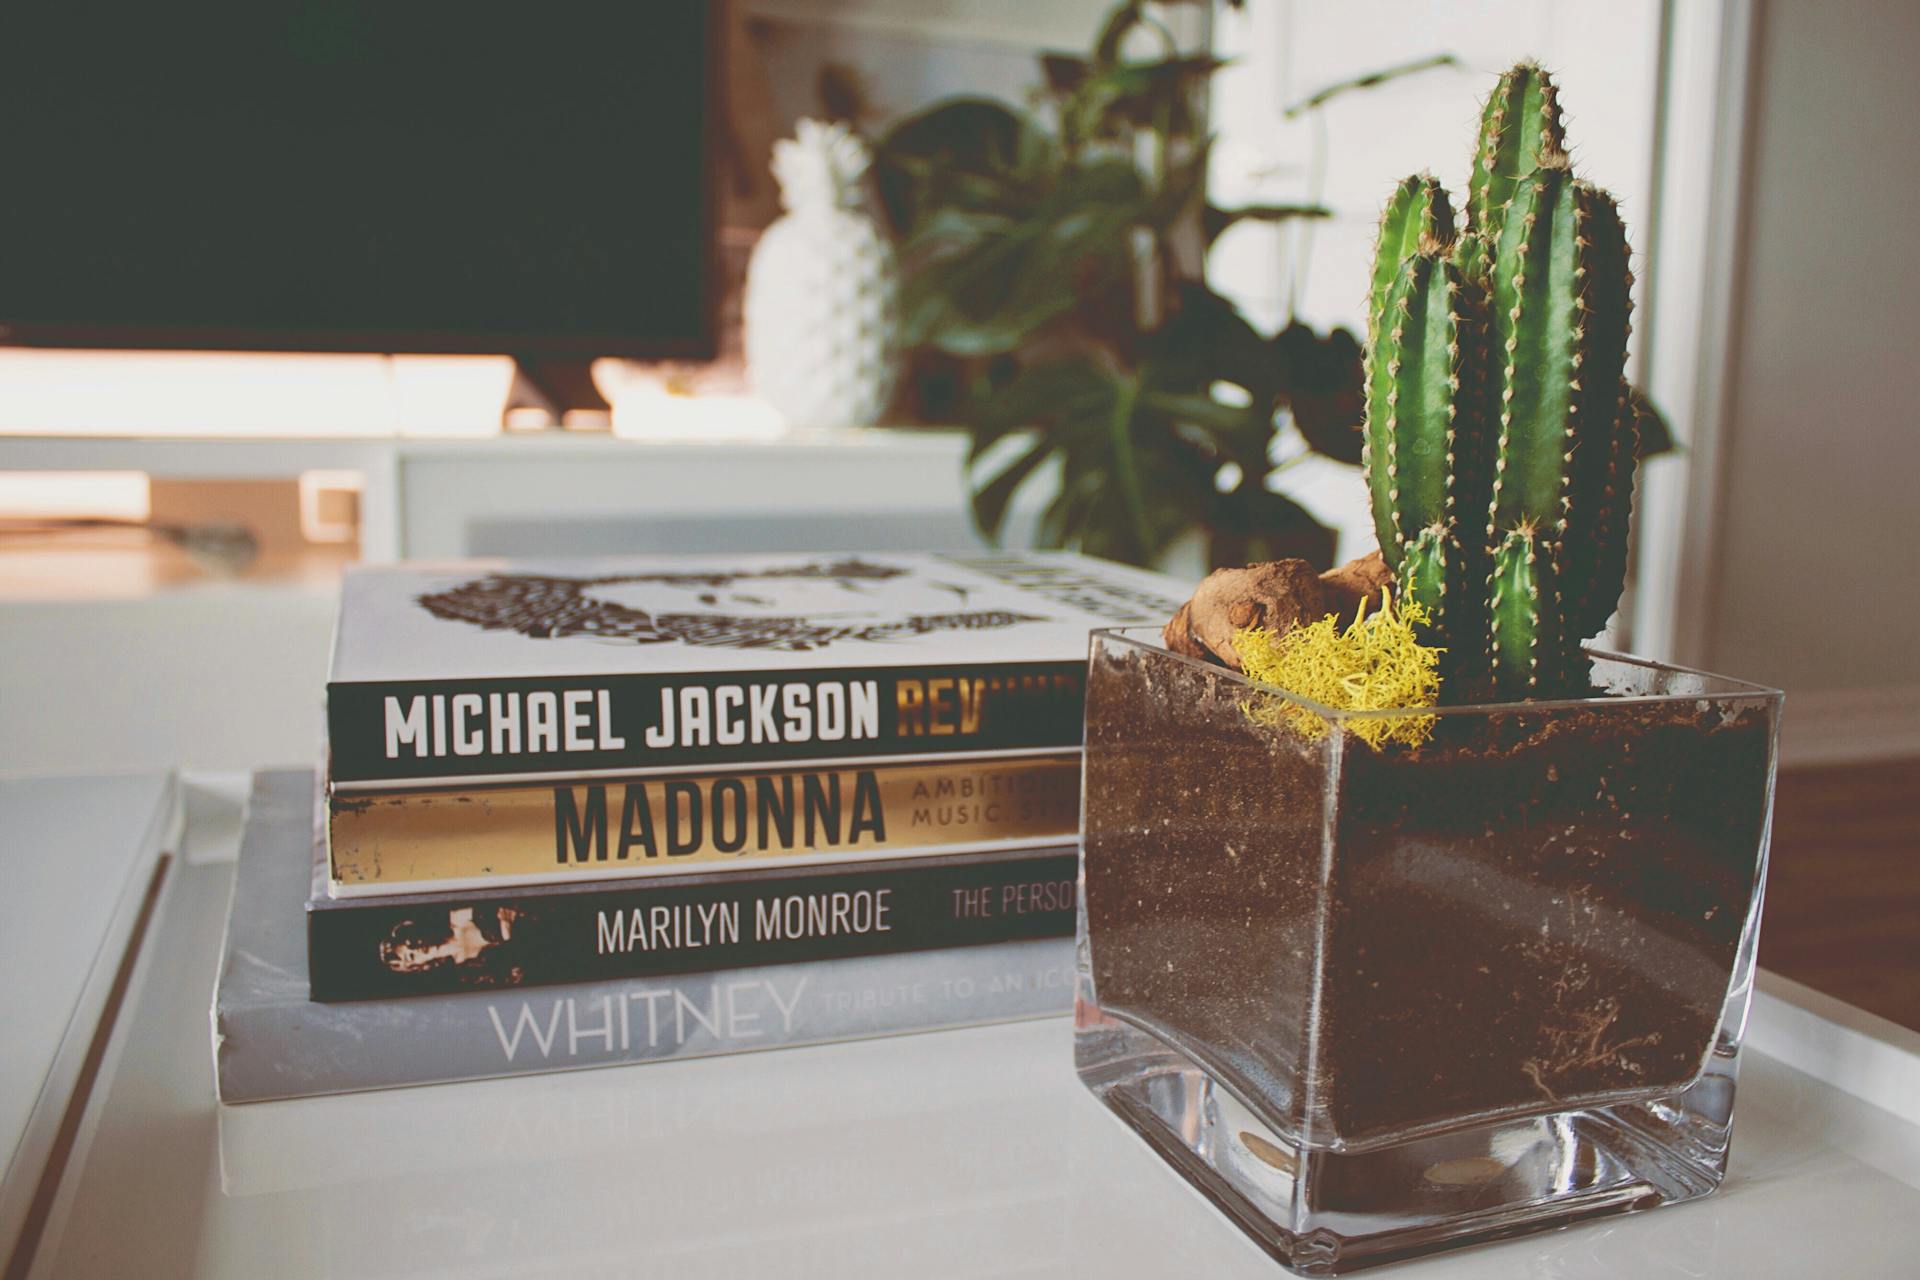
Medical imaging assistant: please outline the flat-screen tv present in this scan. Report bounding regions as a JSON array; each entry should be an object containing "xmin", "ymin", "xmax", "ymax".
[{"xmin": 0, "ymin": 2, "xmax": 715, "ymax": 370}]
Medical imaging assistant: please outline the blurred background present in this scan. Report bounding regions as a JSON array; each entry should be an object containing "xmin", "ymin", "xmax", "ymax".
[{"xmin": 0, "ymin": 1, "xmax": 1914, "ymax": 1021}]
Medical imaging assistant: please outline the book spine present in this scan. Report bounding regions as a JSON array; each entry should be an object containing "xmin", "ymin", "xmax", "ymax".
[
  {"xmin": 220, "ymin": 937, "xmax": 1075, "ymax": 1102},
  {"xmin": 327, "ymin": 660, "xmax": 1086, "ymax": 787},
  {"xmin": 310, "ymin": 848, "xmax": 1076, "ymax": 1001},
  {"xmin": 328, "ymin": 754, "xmax": 1080, "ymax": 892}
]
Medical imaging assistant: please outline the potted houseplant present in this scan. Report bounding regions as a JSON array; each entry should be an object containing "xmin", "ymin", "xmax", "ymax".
[
  {"xmin": 874, "ymin": 1, "xmax": 1447, "ymax": 570},
  {"xmin": 1074, "ymin": 63, "xmax": 1782, "ymax": 1274}
]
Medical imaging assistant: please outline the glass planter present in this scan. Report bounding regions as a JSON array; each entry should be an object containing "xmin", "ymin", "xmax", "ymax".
[{"xmin": 1074, "ymin": 628, "xmax": 1782, "ymax": 1275}]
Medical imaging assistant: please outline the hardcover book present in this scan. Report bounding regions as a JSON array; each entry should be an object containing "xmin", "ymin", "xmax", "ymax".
[
  {"xmin": 311, "ymin": 814, "xmax": 1077, "ymax": 1001},
  {"xmin": 325, "ymin": 551, "xmax": 1185, "ymax": 789},
  {"xmin": 326, "ymin": 751, "xmax": 1080, "ymax": 895},
  {"xmin": 215, "ymin": 770, "xmax": 1076, "ymax": 1102}
]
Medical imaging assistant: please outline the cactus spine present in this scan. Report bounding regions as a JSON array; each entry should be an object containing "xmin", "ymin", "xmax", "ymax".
[{"xmin": 1364, "ymin": 63, "xmax": 1641, "ymax": 702}]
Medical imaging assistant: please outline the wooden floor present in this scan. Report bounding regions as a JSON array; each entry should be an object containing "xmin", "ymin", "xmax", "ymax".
[{"xmin": 1759, "ymin": 756, "xmax": 1920, "ymax": 1030}]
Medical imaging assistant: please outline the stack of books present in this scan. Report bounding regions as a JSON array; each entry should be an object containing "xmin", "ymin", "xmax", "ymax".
[{"xmin": 214, "ymin": 551, "xmax": 1184, "ymax": 1101}]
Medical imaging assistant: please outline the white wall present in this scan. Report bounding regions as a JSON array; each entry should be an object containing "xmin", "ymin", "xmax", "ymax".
[{"xmin": 1696, "ymin": 0, "xmax": 1920, "ymax": 757}]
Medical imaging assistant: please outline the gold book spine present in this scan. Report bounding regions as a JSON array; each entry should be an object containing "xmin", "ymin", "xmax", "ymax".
[{"xmin": 330, "ymin": 754, "xmax": 1081, "ymax": 889}]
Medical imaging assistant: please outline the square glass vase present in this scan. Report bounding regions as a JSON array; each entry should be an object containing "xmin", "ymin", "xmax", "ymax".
[{"xmin": 1074, "ymin": 628, "xmax": 1782, "ymax": 1275}]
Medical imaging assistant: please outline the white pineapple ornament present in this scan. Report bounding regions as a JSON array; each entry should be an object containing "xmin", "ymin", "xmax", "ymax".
[{"xmin": 744, "ymin": 119, "xmax": 900, "ymax": 429}]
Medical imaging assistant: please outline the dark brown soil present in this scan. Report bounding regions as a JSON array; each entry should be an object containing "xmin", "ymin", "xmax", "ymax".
[{"xmin": 1081, "ymin": 644, "xmax": 1775, "ymax": 1148}]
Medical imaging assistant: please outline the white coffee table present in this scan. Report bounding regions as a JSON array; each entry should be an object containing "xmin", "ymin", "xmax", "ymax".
[{"xmin": 15, "ymin": 774, "xmax": 1920, "ymax": 1278}]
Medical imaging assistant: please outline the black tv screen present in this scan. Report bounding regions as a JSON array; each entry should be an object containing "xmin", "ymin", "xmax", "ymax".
[{"xmin": 0, "ymin": 1, "xmax": 714, "ymax": 357}]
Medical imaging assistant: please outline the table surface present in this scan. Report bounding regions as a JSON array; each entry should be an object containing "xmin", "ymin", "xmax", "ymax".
[
  {"xmin": 24, "ymin": 777, "xmax": 1920, "ymax": 1279},
  {"xmin": 0, "ymin": 772, "xmax": 173, "ymax": 1258},
  {"xmin": 0, "ymin": 774, "xmax": 172, "ymax": 1158}
]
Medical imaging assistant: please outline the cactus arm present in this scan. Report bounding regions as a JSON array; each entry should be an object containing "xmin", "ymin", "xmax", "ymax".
[
  {"xmin": 1491, "ymin": 170, "xmax": 1635, "ymax": 634},
  {"xmin": 1364, "ymin": 250, "xmax": 1483, "ymax": 571},
  {"xmin": 1399, "ymin": 524, "xmax": 1481, "ymax": 689},
  {"xmin": 1564, "ymin": 379, "xmax": 1642, "ymax": 639},
  {"xmin": 1490, "ymin": 162, "xmax": 1578, "ymax": 536},
  {"xmin": 1555, "ymin": 187, "xmax": 1636, "ymax": 634},
  {"xmin": 1488, "ymin": 528, "xmax": 1570, "ymax": 698},
  {"xmin": 1467, "ymin": 62, "xmax": 1566, "ymax": 237},
  {"xmin": 1364, "ymin": 257, "xmax": 1424, "ymax": 570},
  {"xmin": 1367, "ymin": 175, "xmax": 1455, "ymax": 347},
  {"xmin": 1451, "ymin": 230, "xmax": 1493, "ymax": 292},
  {"xmin": 1399, "ymin": 525, "xmax": 1450, "ymax": 621},
  {"xmin": 1363, "ymin": 250, "xmax": 1494, "ymax": 686},
  {"xmin": 1489, "ymin": 164, "xmax": 1634, "ymax": 540}
]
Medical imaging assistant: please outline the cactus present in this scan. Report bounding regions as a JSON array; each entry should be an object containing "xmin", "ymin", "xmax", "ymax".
[
  {"xmin": 1467, "ymin": 62, "xmax": 1565, "ymax": 238},
  {"xmin": 1488, "ymin": 158, "xmax": 1634, "ymax": 526},
  {"xmin": 1363, "ymin": 62, "xmax": 1641, "ymax": 701},
  {"xmin": 1563, "ymin": 382, "xmax": 1645, "ymax": 639},
  {"xmin": 1363, "ymin": 247, "xmax": 1491, "ymax": 684},
  {"xmin": 1488, "ymin": 526, "xmax": 1566, "ymax": 697},
  {"xmin": 1368, "ymin": 176, "xmax": 1455, "ymax": 347},
  {"xmin": 1450, "ymin": 230, "xmax": 1494, "ymax": 292}
]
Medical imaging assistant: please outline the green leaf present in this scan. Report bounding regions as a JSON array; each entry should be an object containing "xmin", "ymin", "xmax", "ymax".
[
  {"xmin": 1147, "ymin": 282, "xmax": 1269, "ymax": 395},
  {"xmin": 1037, "ymin": 468, "xmax": 1104, "ymax": 549},
  {"xmin": 961, "ymin": 354, "xmax": 1244, "ymax": 568},
  {"xmin": 962, "ymin": 360, "xmax": 1120, "ymax": 547},
  {"xmin": 1629, "ymin": 383, "xmax": 1680, "ymax": 458},
  {"xmin": 971, "ymin": 436, "xmax": 1054, "ymax": 542},
  {"xmin": 1203, "ymin": 202, "xmax": 1334, "ymax": 246},
  {"xmin": 1068, "ymin": 56, "xmax": 1225, "ymax": 140},
  {"xmin": 966, "ymin": 358, "xmax": 1114, "ymax": 461},
  {"xmin": 1272, "ymin": 323, "xmax": 1366, "ymax": 465},
  {"xmin": 1140, "ymin": 391, "xmax": 1260, "ymax": 435},
  {"xmin": 1039, "ymin": 53, "xmax": 1090, "ymax": 95},
  {"xmin": 902, "ymin": 213, "xmax": 1104, "ymax": 356},
  {"xmin": 1141, "ymin": 138, "xmax": 1216, "ymax": 230},
  {"xmin": 1281, "ymin": 53, "xmax": 1461, "ymax": 119},
  {"xmin": 874, "ymin": 98, "xmax": 1046, "ymax": 235},
  {"xmin": 1102, "ymin": 373, "xmax": 1153, "ymax": 562},
  {"xmin": 901, "ymin": 206, "xmax": 1015, "ymax": 256},
  {"xmin": 1093, "ymin": 3, "xmax": 1146, "ymax": 67},
  {"xmin": 1207, "ymin": 487, "xmax": 1338, "ymax": 570}
]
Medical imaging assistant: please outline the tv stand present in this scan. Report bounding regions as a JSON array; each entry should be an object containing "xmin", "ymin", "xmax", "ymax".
[{"xmin": 504, "ymin": 357, "xmax": 612, "ymax": 430}]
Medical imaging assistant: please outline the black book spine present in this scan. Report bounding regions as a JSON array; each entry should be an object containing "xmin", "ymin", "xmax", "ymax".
[
  {"xmin": 327, "ymin": 661, "xmax": 1086, "ymax": 786},
  {"xmin": 307, "ymin": 850, "xmax": 1079, "ymax": 1002}
]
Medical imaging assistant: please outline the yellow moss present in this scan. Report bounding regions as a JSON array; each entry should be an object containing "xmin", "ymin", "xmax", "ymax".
[{"xmin": 1235, "ymin": 594, "xmax": 1442, "ymax": 750}]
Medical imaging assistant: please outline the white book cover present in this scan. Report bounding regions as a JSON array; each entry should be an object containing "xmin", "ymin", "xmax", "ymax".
[
  {"xmin": 325, "ymin": 551, "xmax": 1186, "ymax": 789},
  {"xmin": 330, "ymin": 550, "xmax": 1183, "ymax": 684}
]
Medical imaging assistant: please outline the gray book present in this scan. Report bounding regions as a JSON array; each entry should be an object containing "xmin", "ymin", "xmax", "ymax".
[{"xmin": 214, "ymin": 770, "xmax": 1074, "ymax": 1103}]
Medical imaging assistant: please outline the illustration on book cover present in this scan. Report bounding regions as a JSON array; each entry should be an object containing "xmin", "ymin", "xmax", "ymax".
[{"xmin": 417, "ymin": 557, "xmax": 1048, "ymax": 652}]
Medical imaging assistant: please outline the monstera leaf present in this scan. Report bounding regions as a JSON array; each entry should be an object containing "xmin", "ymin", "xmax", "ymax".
[
  {"xmin": 873, "ymin": 98, "xmax": 1037, "ymax": 237},
  {"xmin": 962, "ymin": 284, "xmax": 1361, "ymax": 569},
  {"xmin": 1272, "ymin": 323, "xmax": 1366, "ymax": 465}
]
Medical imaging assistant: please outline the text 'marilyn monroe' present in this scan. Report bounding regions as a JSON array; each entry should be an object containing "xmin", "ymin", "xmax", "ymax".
[
  {"xmin": 383, "ymin": 680, "xmax": 883, "ymax": 759},
  {"xmin": 596, "ymin": 888, "xmax": 894, "ymax": 955}
]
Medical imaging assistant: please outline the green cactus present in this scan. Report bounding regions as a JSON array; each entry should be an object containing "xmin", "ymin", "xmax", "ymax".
[
  {"xmin": 1368, "ymin": 176, "xmax": 1455, "ymax": 347},
  {"xmin": 1362, "ymin": 248, "xmax": 1490, "ymax": 681},
  {"xmin": 1467, "ymin": 62, "xmax": 1565, "ymax": 238},
  {"xmin": 1562, "ymin": 382, "xmax": 1644, "ymax": 639},
  {"xmin": 1450, "ymin": 230, "xmax": 1494, "ymax": 292},
  {"xmin": 1488, "ymin": 527, "xmax": 1565, "ymax": 695},
  {"xmin": 1488, "ymin": 159, "xmax": 1633, "ymax": 533},
  {"xmin": 1363, "ymin": 62, "xmax": 1642, "ymax": 702}
]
